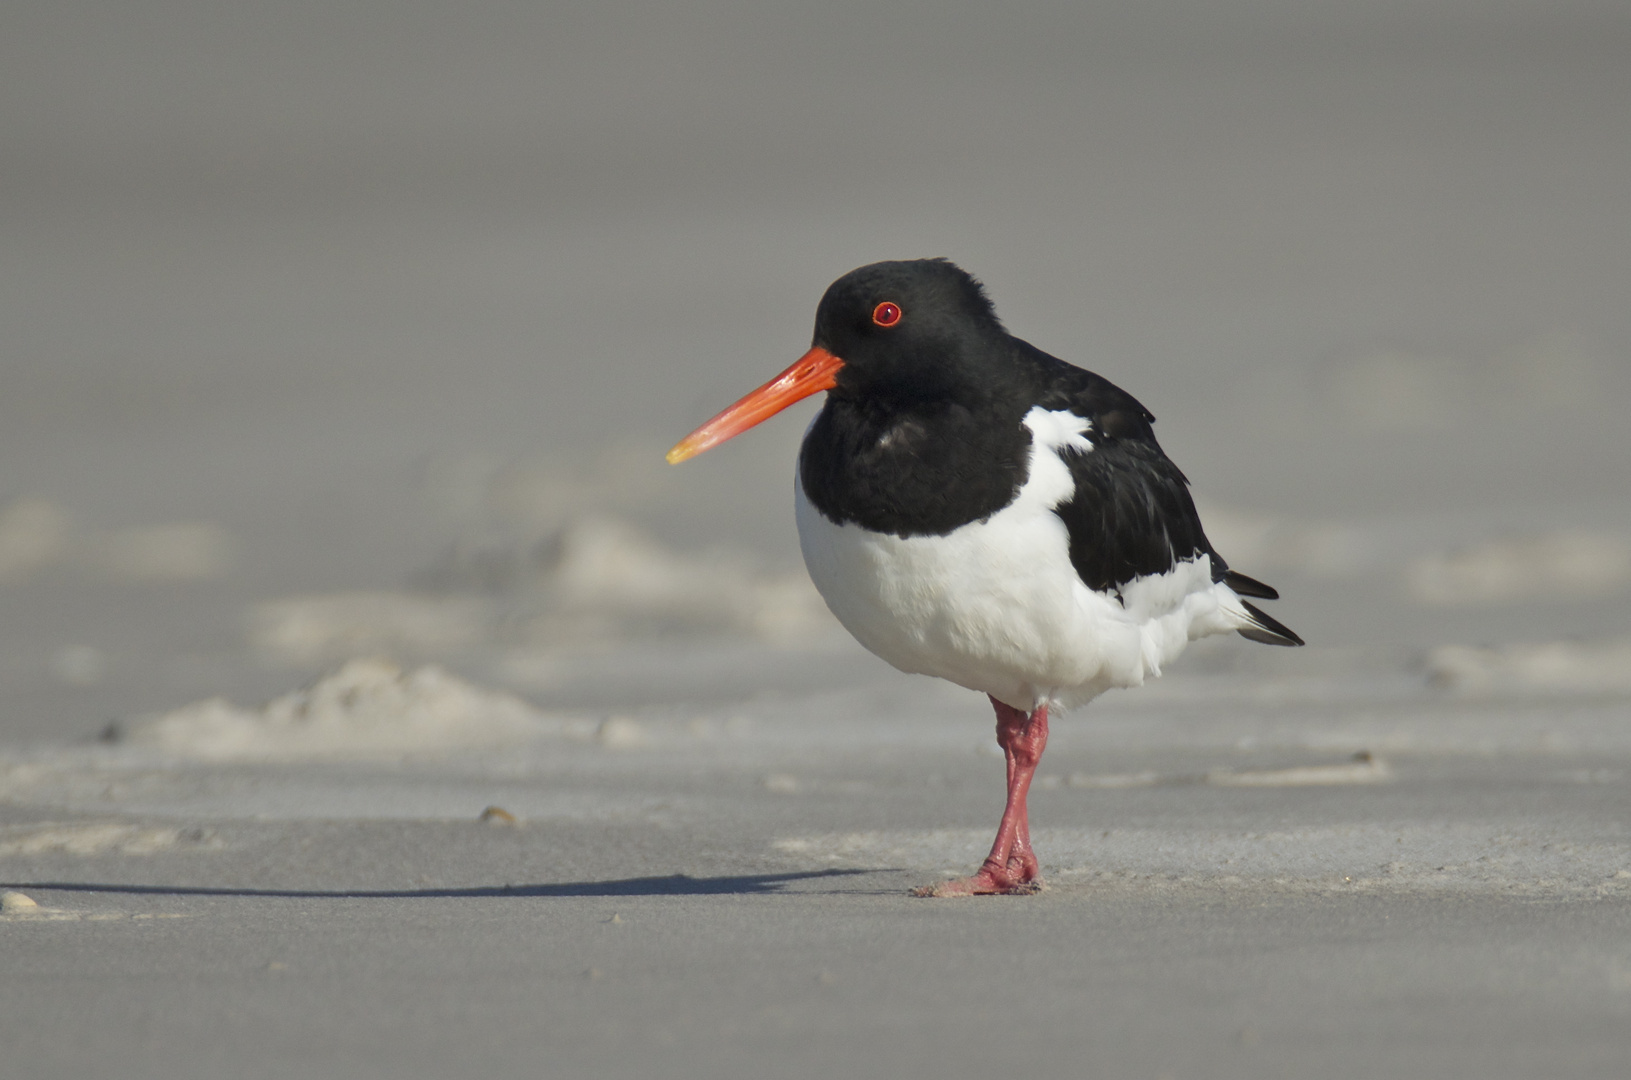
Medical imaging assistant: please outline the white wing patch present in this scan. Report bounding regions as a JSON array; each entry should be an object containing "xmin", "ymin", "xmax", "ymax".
[{"xmin": 1022, "ymin": 407, "xmax": 1093, "ymax": 459}]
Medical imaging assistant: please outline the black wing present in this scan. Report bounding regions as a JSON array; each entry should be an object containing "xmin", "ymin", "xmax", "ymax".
[{"xmin": 1020, "ymin": 341, "xmax": 1303, "ymax": 647}]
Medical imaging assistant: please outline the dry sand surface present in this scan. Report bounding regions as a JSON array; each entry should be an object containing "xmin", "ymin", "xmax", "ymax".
[
  {"xmin": 3, "ymin": 2, "xmax": 1630, "ymax": 1078},
  {"xmin": 5, "ymin": 658, "xmax": 1631, "ymax": 1079}
]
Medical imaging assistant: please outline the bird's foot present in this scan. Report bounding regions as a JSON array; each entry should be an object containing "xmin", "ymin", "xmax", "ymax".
[
  {"xmin": 911, "ymin": 857, "xmax": 1044, "ymax": 898},
  {"xmin": 911, "ymin": 698, "xmax": 1051, "ymax": 898}
]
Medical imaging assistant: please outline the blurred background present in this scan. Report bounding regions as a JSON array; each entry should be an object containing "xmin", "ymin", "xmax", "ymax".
[{"xmin": 2, "ymin": 0, "xmax": 1628, "ymax": 743}]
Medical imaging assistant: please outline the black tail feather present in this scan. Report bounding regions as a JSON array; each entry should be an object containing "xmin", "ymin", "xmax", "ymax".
[
  {"xmin": 1237, "ymin": 600, "xmax": 1304, "ymax": 647},
  {"xmin": 1223, "ymin": 569, "xmax": 1279, "ymax": 600}
]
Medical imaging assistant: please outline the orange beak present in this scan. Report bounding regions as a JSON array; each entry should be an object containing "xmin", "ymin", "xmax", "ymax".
[{"xmin": 666, "ymin": 347, "xmax": 844, "ymax": 464}]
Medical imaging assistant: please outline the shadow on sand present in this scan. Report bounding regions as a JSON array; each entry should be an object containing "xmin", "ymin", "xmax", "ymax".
[{"xmin": 3, "ymin": 868, "xmax": 890, "ymax": 899}]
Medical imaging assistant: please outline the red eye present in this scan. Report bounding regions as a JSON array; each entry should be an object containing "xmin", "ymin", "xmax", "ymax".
[{"xmin": 871, "ymin": 301, "xmax": 902, "ymax": 327}]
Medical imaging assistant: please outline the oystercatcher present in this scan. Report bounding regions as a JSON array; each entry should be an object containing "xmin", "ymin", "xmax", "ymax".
[{"xmin": 668, "ymin": 258, "xmax": 1301, "ymax": 896}]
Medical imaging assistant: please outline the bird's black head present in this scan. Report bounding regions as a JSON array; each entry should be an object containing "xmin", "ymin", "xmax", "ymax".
[
  {"xmin": 812, "ymin": 259, "xmax": 1010, "ymax": 405},
  {"xmin": 666, "ymin": 258, "xmax": 1016, "ymax": 465}
]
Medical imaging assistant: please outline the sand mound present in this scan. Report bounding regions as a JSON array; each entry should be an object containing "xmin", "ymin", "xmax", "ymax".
[
  {"xmin": 125, "ymin": 657, "xmax": 564, "ymax": 761},
  {"xmin": 1406, "ymin": 530, "xmax": 1631, "ymax": 607},
  {"xmin": 0, "ymin": 499, "xmax": 72, "ymax": 582},
  {"xmin": 1428, "ymin": 638, "xmax": 1631, "ymax": 696},
  {"xmin": 1191, "ymin": 503, "xmax": 1372, "ymax": 579},
  {"xmin": 248, "ymin": 593, "xmax": 492, "ymax": 666},
  {"xmin": 0, "ymin": 498, "xmax": 233, "ymax": 584},
  {"xmin": 87, "ymin": 521, "xmax": 234, "ymax": 581},
  {"xmin": 0, "ymin": 823, "xmax": 221, "ymax": 857},
  {"xmin": 1065, "ymin": 753, "xmax": 1390, "ymax": 789},
  {"xmin": 529, "ymin": 515, "xmax": 830, "ymax": 642},
  {"xmin": 255, "ymin": 516, "xmax": 836, "ymax": 665},
  {"xmin": 1327, "ymin": 334, "xmax": 1611, "ymax": 434}
]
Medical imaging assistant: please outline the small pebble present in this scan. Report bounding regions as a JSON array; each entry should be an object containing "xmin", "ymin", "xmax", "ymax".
[
  {"xmin": 583, "ymin": 967, "xmax": 603, "ymax": 980},
  {"xmin": 1, "ymin": 890, "xmax": 40, "ymax": 913},
  {"xmin": 763, "ymin": 773, "xmax": 799, "ymax": 793},
  {"xmin": 479, "ymin": 806, "xmax": 518, "ymax": 825},
  {"xmin": 607, "ymin": 913, "xmax": 623, "ymax": 924}
]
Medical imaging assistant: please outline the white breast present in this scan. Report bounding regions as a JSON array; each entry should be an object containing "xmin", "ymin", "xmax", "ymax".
[{"xmin": 795, "ymin": 407, "xmax": 1256, "ymax": 711}]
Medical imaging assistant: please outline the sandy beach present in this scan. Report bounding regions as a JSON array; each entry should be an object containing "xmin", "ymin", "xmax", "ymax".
[{"xmin": 3, "ymin": 2, "xmax": 1630, "ymax": 1077}]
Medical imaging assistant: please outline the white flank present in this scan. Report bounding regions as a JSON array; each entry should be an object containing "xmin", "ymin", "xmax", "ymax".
[{"xmin": 797, "ymin": 407, "xmax": 1258, "ymax": 711}]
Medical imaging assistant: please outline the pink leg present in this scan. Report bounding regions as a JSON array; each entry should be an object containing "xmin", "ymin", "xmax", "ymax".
[{"xmin": 913, "ymin": 697, "xmax": 1050, "ymax": 897}]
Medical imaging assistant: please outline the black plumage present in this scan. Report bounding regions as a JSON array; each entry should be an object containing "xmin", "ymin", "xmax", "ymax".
[{"xmin": 796, "ymin": 259, "xmax": 1301, "ymax": 647}]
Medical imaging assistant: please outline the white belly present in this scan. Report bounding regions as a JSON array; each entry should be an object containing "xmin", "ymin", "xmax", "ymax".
[{"xmin": 794, "ymin": 408, "xmax": 1252, "ymax": 711}]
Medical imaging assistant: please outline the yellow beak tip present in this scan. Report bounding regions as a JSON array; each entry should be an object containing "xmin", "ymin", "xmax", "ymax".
[{"xmin": 666, "ymin": 346, "xmax": 841, "ymax": 468}]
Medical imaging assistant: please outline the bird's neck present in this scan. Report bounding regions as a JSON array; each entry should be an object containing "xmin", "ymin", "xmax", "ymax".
[{"xmin": 799, "ymin": 394, "xmax": 1033, "ymax": 538}]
